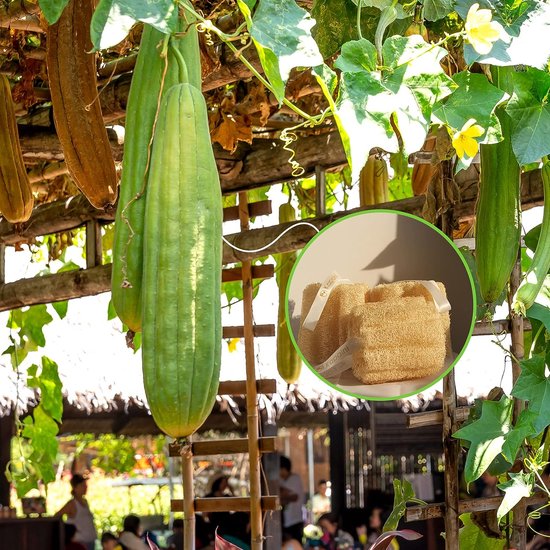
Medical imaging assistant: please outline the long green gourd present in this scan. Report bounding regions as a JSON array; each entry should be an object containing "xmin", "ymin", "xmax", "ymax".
[
  {"xmin": 111, "ymin": 6, "xmax": 201, "ymax": 333},
  {"xmin": 512, "ymin": 159, "xmax": 550, "ymax": 315},
  {"xmin": 276, "ymin": 202, "xmax": 302, "ymax": 384},
  {"xmin": 141, "ymin": 82, "xmax": 222, "ymax": 437},
  {"xmin": 476, "ymin": 66, "xmax": 521, "ymax": 305}
]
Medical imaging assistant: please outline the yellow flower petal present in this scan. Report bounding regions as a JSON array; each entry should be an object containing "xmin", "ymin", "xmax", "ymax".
[
  {"xmin": 464, "ymin": 124, "xmax": 485, "ymax": 138},
  {"xmin": 463, "ymin": 137, "xmax": 480, "ymax": 158},
  {"xmin": 452, "ymin": 135, "xmax": 466, "ymax": 159},
  {"xmin": 464, "ymin": 3, "xmax": 501, "ymax": 54}
]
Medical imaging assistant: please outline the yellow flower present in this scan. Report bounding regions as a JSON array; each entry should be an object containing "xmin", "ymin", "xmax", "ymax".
[
  {"xmin": 227, "ymin": 338, "xmax": 240, "ymax": 352},
  {"xmin": 464, "ymin": 3, "xmax": 503, "ymax": 55},
  {"xmin": 452, "ymin": 119, "xmax": 485, "ymax": 159}
]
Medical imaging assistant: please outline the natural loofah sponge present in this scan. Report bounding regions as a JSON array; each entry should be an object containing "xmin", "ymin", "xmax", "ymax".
[
  {"xmin": 298, "ymin": 282, "xmax": 369, "ymax": 366},
  {"xmin": 349, "ymin": 281, "xmax": 451, "ymax": 384}
]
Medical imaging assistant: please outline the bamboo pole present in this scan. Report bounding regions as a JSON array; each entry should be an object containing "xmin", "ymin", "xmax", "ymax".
[
  {"xmin": 239, "ymin": 192, "xmax": 263, "ymax": 549},
  {"xmin": 181, "ymin": 441, "xmax": 195, "ymax": 550},
  {"xmin": 442, "ymin": 368, "xmax": 460, "ymax": 548},
  {"xmin": 509, "ymin": 257, "xmax": 527, "ymax": 549}
]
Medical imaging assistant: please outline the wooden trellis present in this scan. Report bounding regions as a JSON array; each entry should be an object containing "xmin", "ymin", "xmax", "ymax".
[
  {"xmin": 405, "ymin": 247, "xmax": 539, "ymax": 550},
  {"xmin": 169, "ymin": 192, "xmax": 280, "ymax": 550}
]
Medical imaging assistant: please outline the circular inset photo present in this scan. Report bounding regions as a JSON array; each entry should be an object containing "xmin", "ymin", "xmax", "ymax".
[{"xmin": 286, "ymin": 210, "xmax": 476, "ymax": 400}]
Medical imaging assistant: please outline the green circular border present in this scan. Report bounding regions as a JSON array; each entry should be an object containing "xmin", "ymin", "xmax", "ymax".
[{"xmin": 285, "ymin": 208, "xmax": 477, "ymax": 402}]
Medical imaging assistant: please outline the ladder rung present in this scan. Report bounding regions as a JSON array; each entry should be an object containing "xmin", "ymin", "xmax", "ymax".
[
  {"xmin": 169, "ymin": 436, "xmax": 276, "ymax": 457},
  {"xmin": 171, "ymin": 496, "xmax": 279, "ymax": 513},
  {"xmin": 217, "ymin": 379, "xmax": 277, "ymax": 396},
  {"xmin": 222, "ymin": 324, "xmax": 275, "ymax": 338},
  {"xmin": 223, "ymin": 200, "xmax": 272, "ymax": 222},
  {"xmin": 222, "ymin": 264, "xmax": 274, "ymax": 283}
]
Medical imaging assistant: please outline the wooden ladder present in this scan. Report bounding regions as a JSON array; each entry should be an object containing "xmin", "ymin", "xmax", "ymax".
[{"xmin": 170, "ymin": 193, "xmax": 280, "ymax": 549}]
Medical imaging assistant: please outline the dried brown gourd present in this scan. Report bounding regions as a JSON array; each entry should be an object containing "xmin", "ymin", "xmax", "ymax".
[
  {"xmin": 46, "ymin": 0, "xmax": 117, "ymax": 210},
  {"xmin": 0, "ymin": 75, "xmax": 34, "ymax": 223}
]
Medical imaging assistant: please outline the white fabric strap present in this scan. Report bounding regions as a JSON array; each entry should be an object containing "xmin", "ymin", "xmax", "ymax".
[
  {"xmin": 418, "ymin": 280, "xmax": 452, "ymax": 313},
  {"xmin": 314, "ymin": 338, "xmax": 362, "ymax": 379},
  {"xmin": 301, "ymin": 272, "xmax": 352, "ymax": 331}
]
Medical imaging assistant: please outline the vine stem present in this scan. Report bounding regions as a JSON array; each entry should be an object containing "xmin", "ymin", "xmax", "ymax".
[
  {"xmin": 356, "ymin": 0, "xmax": 363, "ymax": 40},
  {"xmin": 178, "ymin": 0, "xmax": 321, "ymax": 124}
]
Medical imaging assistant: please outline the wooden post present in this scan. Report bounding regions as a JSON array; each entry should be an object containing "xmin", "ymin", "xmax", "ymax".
[
  {"xmin": 0, "ymin": 414, "xmax": 13, "ymax": 506},
  {"xmin": 260, "ymin": 416, "xmax": 282, "ymax": 549},
  {"xmin": 0, "ymin": 243, "xmax": 5, "ymax": 285},
  {"xmin": 442, "ymin": 371, "xmax": 460, "ymax": 549},
  {"xmin": 509, "ymin": 257, "xmax": 526, "ymax": 549},
  {"xmin": 85, "ymin": 220, "xmax": 102, "ymax": 269},
  {"xmin": 315, "ymin": 166, "xmax": 326, "ymax": 216},
  {"xmin": 239, "ymin": 192, "xmax": 263, "ymax": 549},
  {"xmin": 328, "ymin": 411, "xmax": 346, "ymax": 518},
  {"xmin": 181, "ymin": 441, "xmax": 195, "ymax": 550}
]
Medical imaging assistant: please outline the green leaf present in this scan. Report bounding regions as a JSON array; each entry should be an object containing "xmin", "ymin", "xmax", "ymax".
[
  {"xmin": 527, "ymin": 301, "xmax": 550, "ymax": 333},
  {"xmin": 512, "ymin": 355, "xmax": 550, "ymax": 433},
  {"xmin": 51, "ymin": 301, "xmax": 68, "ymax": 320},
  {"xmin": 501, "ymin": 409, "xmax": 538, "ymax": 463},
  {"xmin": 497, "ymin": 472, "xmax": 534, "ymax": 521},
  {"xmin": 90, "ymin": 0, "xmax": 178, "ymax": 50},
  {"xmin": 525, "ymin": 224, "xmax": 542, "ymax": 253},
  {"xmin": 433, "ymin": 71, "xmax": 507, "ymax": 146},
  {"xmin": 37, "ymin": 357, "xmax": 63, "ymax": 423},
  {"xmin": 382, "ymin": 35, "xmax": 455, "ymax": 155},
  {"xmin": 21, "ymin": 305, "xmax": 53, "ymax": 348},
  {"xmin": 335, "ymin": 39, "xmax": 378, "ymax": 73},
  {"xmin": 452, "ymin": 396, "xmax": 514, "ymax": 483},
  {"xmin": 506, "ymin": 68, "xmax": 550, "ymax": 165},
  {"xmin": 383, "ymin": 478, "xmax": 418, "ymax": 532},
  {"xmin": 459, "ymin": 513, "xmax": 504, "ymax": 549},
  {"xmin": 312, "ymin": 0, "xmax": 359, "ymax": 58},
  {"xmin": 423, "ymin": 0, "xmax": 454, "ymax": 21},
  {"xmin": 456, "ymin": 0, "xmax": 550, "ymax": 69},
  {"xmin": 56, "ymin": 261, "xmax": 80, "ymax": 273},
  {"xmin": 107, "ymin": 298, "xmax": 117, "ymax": 321},
  {"xmin": 22, "ymin": 405, "xmax": 59, "ymax": 459},
  {"xmin": 38, "ymin": 0, "xmax": 70, "ymax": 24},
  {"xmin": 334, "ymin": 70, "xmax": 398, "ymax": 184},
  {"xmin": 250, "ymin": 0, "xmax": 323, "ymax": 102}
]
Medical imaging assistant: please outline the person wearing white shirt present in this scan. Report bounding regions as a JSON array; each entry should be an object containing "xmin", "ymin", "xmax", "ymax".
[{"xmin": 280, "ymin": 455, "xmax": 305, "ymax": 542}]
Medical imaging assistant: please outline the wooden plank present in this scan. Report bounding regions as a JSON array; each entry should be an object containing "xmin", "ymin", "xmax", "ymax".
[
  {"xmin": 171, "ymin": 496, "xmax": 279, "ymax": 513},
  {"xmin": 217, "ymin": 379, "xmax": 277, "ymax": 396},
  {"xmin": 0, "ymin": 415, "xmax": 13, "ymax": 506},
  {"xmin": 406, "ymin": 492, "xmax": 547, "ymax": 522},
  {"xmin": 222, "ymin": 264, "xmax": 274, "ymax": 283},
  {"xmin": 473, "ymin": 319, "xmax": 531, "ymax": 336},
  {"xmin": 223, "ymin": 200, "xmax": 272, "ymax": 222},
  {"xmin": 169, "ymin": 436, "xmax": 276, "ymax": 457},
  {"xmin": 222, "ymin": 324, "xmax": 275, "ymax": 338},
  {"xmin": 407, "ymin": 406, "xmax": 471, "ymax": 429},
  {"xmin": 0, "ymin": 264, "xmax": 111, "ymax": 312}
]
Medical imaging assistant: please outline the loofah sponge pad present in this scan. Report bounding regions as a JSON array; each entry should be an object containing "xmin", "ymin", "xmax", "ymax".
[
  {"xmin": 298, "ymin": 282, "xmax": 369, "ymax": 366},
  {"xmin": 349, "ymin": 281, "xmax": 451, "ymax": 384}
]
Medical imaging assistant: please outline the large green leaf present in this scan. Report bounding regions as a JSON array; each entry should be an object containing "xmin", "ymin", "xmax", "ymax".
[
  {"xmin": 527, "ymin": 301, "xmax": 550, "ymax": 333},
  {"xmin": 506, "ymin": 69, "xmax": 550, "ymax": 165},
  {"xmin": 250, "ymin": 0, "xmax": 323, "ymax": 102},
  {"xmin": 453, "ymin": 396, "xmax": 513, "ymax": 483},
  {"xmin": 38, "ymin": 0, "xmax": 70, "ymax": 24},
  {"xmin": 496, "ymin": 472, "xmax": 534, "ymax": 522},
  {"xmin": 423, "ymin": 0, "xmax": 454, "ymax": 21},
  {"xmin": 456, "ymin": 0, "xmax": 550, "ymax": 69},
  {"xmin": 500, "ymin": 409, "xmax": 537, "ymax": 464},
  {"xmin": 383, "ymin": 479, "xmax": 418, "ymax": 532},
  {"xmin": 90, "ymin": 0, "xmax": 178, "ymax": 50},
  {"xmin": 433, "ymin": 71, "xmax": 507, "ymax": 145},
  {"xmin": 382, "ymin": 35, "xmax": 455, "ymax": 154},
  {"xmin": 511, "ymin": 355, "xmax": 550, "ymax": 433},
  {"xmin": 21, "ymin": 305, "xmax": 53, "ymax": 348},
  {"xmin": 334, "ymin": 35, "xmax": 453, "ymax": 184},
  {"xmin": 334, "ymin": 39, "xmax": 378, "ymax": 73},
  {"xmin": 459, "ymin": 513, "xmax": 505, "ymax": 549}
]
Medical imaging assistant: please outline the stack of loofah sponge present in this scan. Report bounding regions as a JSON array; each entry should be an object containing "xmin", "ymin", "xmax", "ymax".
[{"xmin": 298, "ymin": 279, "xmax": 451, "ymax": 385}]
